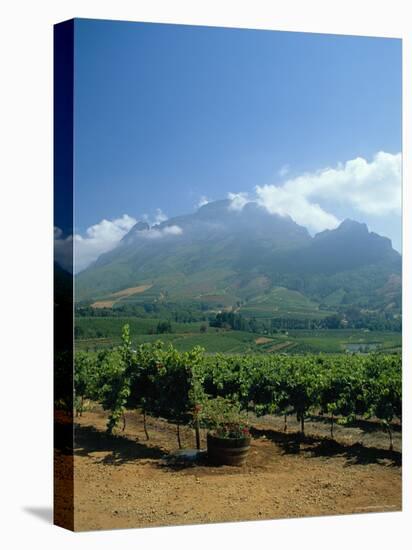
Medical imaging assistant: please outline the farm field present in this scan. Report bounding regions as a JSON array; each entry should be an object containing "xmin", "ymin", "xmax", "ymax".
[
  {"xmin": 55, "ymin": 407, "xmax": 402, "ymax": 531},
  {"xmin": 90, "ymin": 284, "xmax": 154, "ymax": 309},
  {"xmin": 285, "ymin": 329, "xmax": 402, "ymax": 354},
  {"xmin": 75, "ymin": 317, "xmax": 401, "ymax": 354},
  {"xmin": 75, "ymin": 317, "xmax": 205, "ymax": 338},
  {"xmin": 238, "ymin": 286, "xmax": 332, "ymax": 319},
  {"xmin": 75, "ymin": 329, "xmax": 272, "ymax": 353}
]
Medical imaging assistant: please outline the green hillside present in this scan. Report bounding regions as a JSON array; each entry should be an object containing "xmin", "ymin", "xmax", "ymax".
[
  {"xmin": 76, "ymin": 200, "xmax": 401, "ymax": 322},
  {"xmin": 239, "ymin": 286, "xmax": 329, "ymax": 319}
]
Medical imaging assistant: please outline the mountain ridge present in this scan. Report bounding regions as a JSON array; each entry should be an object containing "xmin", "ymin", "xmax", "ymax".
[{"xmin": 76, "ymin": 200, "xmax": 401, "ymax": 317}]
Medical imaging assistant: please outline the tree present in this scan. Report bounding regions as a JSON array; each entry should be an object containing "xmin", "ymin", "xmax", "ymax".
[{"xmin": 156, "ymin": 320, "xmax": 172, "ymax": 334}]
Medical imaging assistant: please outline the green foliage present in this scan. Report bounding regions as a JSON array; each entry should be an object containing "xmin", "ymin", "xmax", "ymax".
[
  {"xmin": 74, "ymin": 316, "xmax": 205, "ymax": 340},
  {"xmin": 74, "ymin": 351, "xmax": 99, "ymax": 414},
  {"xmin": 156, "ymin": 320, "xmax": 173, "ymax": 334},
  {"xmin": 95, "ymin": 325, "xmax": 134, "ymax": 432},
  {"xmin": 74, "ymin": 315, "xmax": 401, "ymax": 356},
  {"xmin": 74, "ymin": 324, "xmax": 402, "ymax": 449},
  {"xmin": 200, "ymin": 352, "xmax": 401, "ymax": 440},
  {"xmin": 199, "ymin": 397, "xmax": 249, "ymax": 438}
]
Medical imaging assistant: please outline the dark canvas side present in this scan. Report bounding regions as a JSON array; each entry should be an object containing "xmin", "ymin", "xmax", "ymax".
[{"xmin": 53, "ymin": 18, "xmax": 75, "ymax": 532}]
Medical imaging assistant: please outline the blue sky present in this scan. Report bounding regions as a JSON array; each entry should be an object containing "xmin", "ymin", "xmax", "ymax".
[{"xmin": 72, "ymin": 19, "xmax": 401, "ymax": 268}]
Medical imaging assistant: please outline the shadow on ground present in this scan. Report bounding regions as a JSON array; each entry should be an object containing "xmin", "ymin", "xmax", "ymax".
[
  {"xmin": 74, "ymin": 424, "xmax": 166, "ymax": 465},
  {"xmin": 23, "ymin": 506, "xmax": 53, "ymax": 524},
  {"xmin": 250, "ymin": 426, "xmax": 401, "ymax": 467},
  {"xmin": 157, "ymin": 449, "xmax": 210, "ymax": 472},
  {"xmin": 63, "ymin": 419, "xmax": 402, "ymax": 471},
  {"xmin": 308, "ymin": 414, "xmax": 402, "ymax": 434}
]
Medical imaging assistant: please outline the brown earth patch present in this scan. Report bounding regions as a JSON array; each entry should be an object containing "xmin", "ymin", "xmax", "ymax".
[
  {"xmin": 110, "ymin": 284, "xmax": 152, "ymax": 298},
  {"xmin": 268, "ymin": 341, "xmax": 297, "ymax": 352},
  {"xmin": 255, "ymin": 337, "xmax": 273, "ymax": 345},
  {"xmin": 89, "ymin": 300, "xmax": 117, "ymax": 309},
  {"xmin": 56, "ymin": 407, "xmax": 402, "ymax": 531},
  {"xmin": 90, "ymin": 284, "xmax": 152, "ymax": 309}
]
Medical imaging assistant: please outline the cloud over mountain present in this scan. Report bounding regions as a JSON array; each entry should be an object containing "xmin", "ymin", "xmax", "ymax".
[
  {"xmin": 141, "ymin": 224, "xmax": 183, "ymax": 239},
  {"xmin": 143, "ymin": 208, "xmax": 168, "ymax": 225},
  {"xmin": 255, "ymin": 186, "xmax": 340, "ymax": 233},
  {"xmin": 228, "ymin": 192, "xmax": 250, "ymax": 211},
  {"xmin": 228, "ymin": 151, "xmax": 401, "ymax": 234},
  {"xmin": 55, "ymin": 211, "xmax": 185, "ymax": 273},
  {"xmin": 54, "ymin": 215, "xmax": 137, "ymax": 273},
  {"xmin": 72, "ymin": 214, "xmax": 137, "ymax": 272},
  {"xmin": 57, "ymin": 151, "xmax": 401, "ymax": 272}
]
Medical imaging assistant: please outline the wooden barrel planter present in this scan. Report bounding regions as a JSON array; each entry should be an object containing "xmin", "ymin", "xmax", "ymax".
[{"xmin": 207, "ymin": 433, "xmax": 251, "ymax": 466}]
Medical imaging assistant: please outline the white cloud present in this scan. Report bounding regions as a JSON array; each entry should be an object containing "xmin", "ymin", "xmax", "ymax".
[
  {"xmin": 197, "ymin": 196, "xmax": 210, "ymax": 208},
  {"xmin": 81, "ymin": 214, "xmax": 136, "ymax": 242},
  {"xmin": 228, "ymin": 192, "xmax": 250, "ymax": 211},
  {"xmin": 255, "ymin": 185, "xmax": 340, "ymax": 233},
  {"xmin": 143, "ymin": 208, "xmax": 168, "ymax": 226},
  {"xmin": 55, "ymin": 210, "xmax": 185, "ymax": 273},
  {"xmin": 227, "ymin": 188, "xmax": 337, "ymax": 233},
  {"xmin": 154, "ymin": 208, "xmax": 168, "ymax": 224},
  {"xmin": 228, "ymin": 151, "xmax": 400, "ymax": 234},
  {"xmin": 141, "ymin": 224, "xmax": 183, "ymax": 239},
  {"xmin": 163, "ymin": 225, "xmax": 183, "ymax": 236},
  {"xmin": 266, "ymin": 151, "xmax": 400, "ymax": 216},
  {"xmin": 54, "ymin": 215, "xmax": 137, "ymax": 273}
]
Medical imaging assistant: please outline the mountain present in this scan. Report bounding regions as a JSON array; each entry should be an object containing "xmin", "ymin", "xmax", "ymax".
[
  {"xmin": 269, "ymin": 218, "xmax": 399, "ymax": 275},
  {"xmin": 76, "ymin": 200, "xmax": 401, "ymax": 318}
]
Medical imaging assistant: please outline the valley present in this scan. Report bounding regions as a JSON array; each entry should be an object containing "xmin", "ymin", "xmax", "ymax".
[
  {"xmin": 75, "ymin": 318, "xmax": 401, "ymax": 355},
  {"xmin": 73, "ymin": 200, "xmax": 401, "ymax": 355}
]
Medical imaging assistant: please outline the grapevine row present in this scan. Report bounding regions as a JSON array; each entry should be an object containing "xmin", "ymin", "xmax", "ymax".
[{"xmin": 74, "ymin": 325, "xmax": 401, "ymax": 450}]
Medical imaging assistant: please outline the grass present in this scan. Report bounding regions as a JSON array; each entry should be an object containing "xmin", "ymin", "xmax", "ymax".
[
  {"xmin": 75, "ymin": 317, "xmax": 205, "ymax": 338},
  {"xmin": 239, "ymin": 286, "xmax": 332, "ymax": 320},
  {"xmin": 75, "ymin": 318, "xmax": 401, "ymax": 355},
  {"xmin": 75, "ymin": 329, "xmax": 262, "ymax": 354}
]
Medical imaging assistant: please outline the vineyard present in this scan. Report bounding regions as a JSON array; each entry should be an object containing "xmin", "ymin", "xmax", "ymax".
[{"xmin": 74, "ymin": 324, "xmax": 402, "ymax": 452}]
